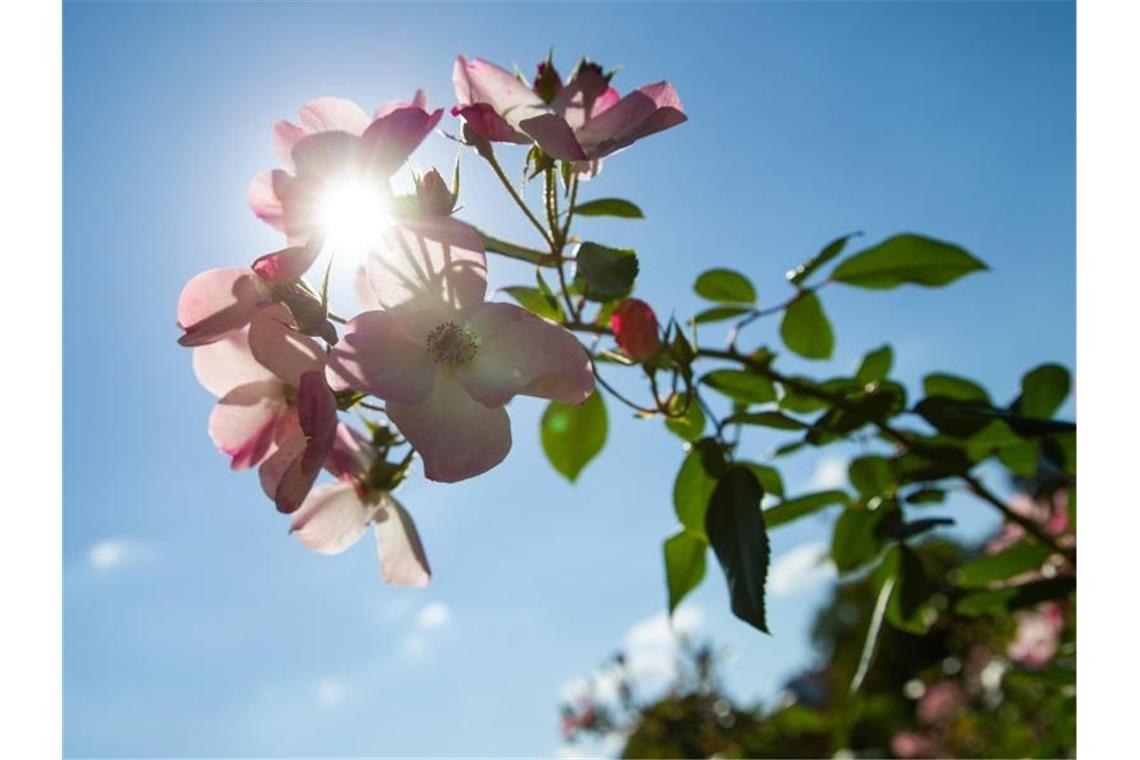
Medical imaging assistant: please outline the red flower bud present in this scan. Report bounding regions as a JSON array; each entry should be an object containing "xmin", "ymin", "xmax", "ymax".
[
  {"xmin": 416, "ymin": 168, "xmax": 455, "ymax": 216},
  {"xmin": 611, "ymin": 298, "xmax": 661, "ymax": 361}
]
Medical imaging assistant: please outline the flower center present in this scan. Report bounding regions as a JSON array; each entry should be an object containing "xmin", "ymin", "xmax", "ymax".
[{"xmin": 425, "ymin": 321, "xmax": 479, "ymax": 366}]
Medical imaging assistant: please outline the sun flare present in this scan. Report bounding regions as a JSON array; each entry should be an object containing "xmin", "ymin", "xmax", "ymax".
[{"xmin": 317, "ymin": 178, "xmax": 392, "ymax": 264}]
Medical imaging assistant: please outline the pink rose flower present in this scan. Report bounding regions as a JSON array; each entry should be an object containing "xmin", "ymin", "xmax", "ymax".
[
  {"xmin": 290, "ymin": 424, "xmax": 432, "ymax": 587},
  {"xmin": 611, "ymin": 298, "xmax": 661, "ymax": 361},
  {"xmin": 192, "ymin": 305, "xmax": 337, "ymax": 512},
  {"xmin": 452, "ymin": 55, "xmax": 686, "ymax": 162},
  {"xmin": 328, "ymin": 216, "xmax": 594, "ymax": 482},
  {"xmin": 1008, "ymin": 602, "xmax": 1065, "ymax": 667}
]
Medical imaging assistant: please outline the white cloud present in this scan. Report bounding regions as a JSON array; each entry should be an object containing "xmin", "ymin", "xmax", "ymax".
[
  {"xmin": 768, "ymin": 541, "xmax": 836, "ymax": 597},
  {"xmin": 315, "ymin": 677, "xmax": 344, "ymax": 707},
  {"xmin": 87, "ymin": 538, "xmax": 129, "ymax": 569},
  {"xmin": 809, "ymin": 456, "xmax": 848, "ymax": 491},
  {"xmin": 414, "ymin": 601, "xmax": 451, "ymax": 630}
]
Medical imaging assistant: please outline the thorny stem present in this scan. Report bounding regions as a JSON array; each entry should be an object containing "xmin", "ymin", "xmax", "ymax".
[
  {"xmin": 483, "ymin": 150, "xmax": 554, "ymax": 248},
  {"xmin": 545, "ymin": 166, "xmax": 580, "ymax": 319}
]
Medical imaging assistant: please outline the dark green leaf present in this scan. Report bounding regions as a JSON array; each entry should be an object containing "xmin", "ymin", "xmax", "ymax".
[
  {"xmin": 787, "ymin": 232, "xmax": 860, "ymax": 286},
  {"xmin": 956, "ymin": 540, "xmax": 1052, "ymax": 588},
  {"xmin": 832, "ymin": 234, "xmax": 988, "ymax": 289},
  {"xmin": 956, "ymin": 577, "xmax": 1075, "ymax": 617},
  {"xmin": 881, "ymin": 545, "xmax": 934, "ymax": 634},
  {"xmin": 923, "ymin": 373, "xmax": 991, "ymax": 403},
  {"xmin": 780, "ymin": 292, "xmax": 834, "ymax": 360},
  {"xmin": 856, "ymin": 345, "xmax": 893, "ymax": 386},
  {"xmin": 664, "ymin": 394, "xmax": 706, "ymax": 442},
  {"xmin": 764, "ymin": 490, "xmax": 848, "ymax": 529},
  {"xmin": 701, "ymin": 370, "xmax": 777, "ymax": 404},
  {"xmin": 997, "ymin": 439, "xmax": 1041, "ymax": 477},
  {"xmin": 573, "ymin": 242, "xmax": 638, "ymax": 302},
  {"xmin": 905, "ymin": 488, "xmax": 946, "ymax": 505},
  {"xmin": 743, "ymin": 463, "xmax": 785, "ymax": 499},
  {"xmin": 831, "ymin": 503, "xmax": 897, "ymax": 573},
  {"xmin": 694, "ymin": 269, "xmax": 757, "ymax": 305},
  {"xmin": 1017, "ymin": 363, "xmax": 1071, "ymax": 418},
  {"xmin": 809, "ymin": 385, "xmax": 906, "ymax": 442},
  {"xmin": 502, "ymin": 286, "xmax": 562, "ymax": 320},
  {"xmin": 882, "ymin": 517, "xmax": 955, "ymax": 541},
  {"xmin": 673, "ymin": 438, "xmax": 727, "ymax": 538},
  {"xmin": 848, "ymin": 455, "xmax": 894, "ymax": 498},
  {"xmin": 540, "ymin": 392, "xmax": 607, "ymax": 482},
  {"xmin": 693, "ymin": 305, "xmax": 753, "ymax": 324},
  {"xmin": 573, "ymin": 197, "xmax": 645, "ymax": 219},
  {"xmin": 705, "ymin": 467, "xmax": 770, "ymax": 633},
  {"xmin": 725, "ymin": 411, "xmax": 807, "ymax": 430},
  {"xmin": 663, "ymin": 531, "xmax": 707, "ymax": 614},
  {"xmin": 918, "ymin": 397, "xmax": 1075, "ymax": 439}
]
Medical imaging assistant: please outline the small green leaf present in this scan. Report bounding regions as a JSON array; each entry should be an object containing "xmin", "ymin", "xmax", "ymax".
[
  {"xmin": 701, "ymin": 370, "xmax": 777, "ymax": 404},
  {"xmin": 705, "ymin": 466, "xmax": 770, "ymax": 633},
  {"xmin": 540, "ymin": 392, "xmax": 607, "ymax": 482},
  {"xmin": 997, "ymin": 439, "xmax": 1040, "ymax": 477},
  {"xmin": 957, "ymin": 540, "xmax": 1052, "ymax": 588},
  {"xmin": 881, "ymin": 545, "xmax": 934, "ymax": 634},
  {"xmin": 848, "ymin": 455, "xmax": 894, "ymax": 498},
  {"xmin": 956, "ymin": 577, "xmax": 1075, "ymax": 616},
  {"xmin": 573, "ymin": 242, "xmax": 639, "ymax": 302},
  {"xmin": 694, "ymin": 269, "xmax": 757, "ymax": 304},
  {"xmin": 905, "ymin": 488, "xmax": 946, "ymax": 505},
  {"xmin": 573, "ymin": 197, "xmax": 645, "ymax": 218},
  {"xmin": 725, "ymin": 411, "xmax": 806, "ymax": 430},
  {"xmin": 693, "ymin": 306, "xmax": 753, "ymax": 325},
  {"xmin": 780, "ymin": 292, "xmax": 834, "ymax": 360},
  {"xmin": 831, "ymin": 504, "xmax": 896, "ymax": 573},
  {"xmin": 664, "ymin": 531, "xmax": 707, "ymax": 614},
  {"xmin": 501, "ymin": 286, "xmax": 562, "ymax": 320},
  {"xmin": 1017, "ymin": 363, "xmax": 1071, "ymax": 418},
  {"xmin": 764, "ymin": 490, "xmax": 848, "ymax": 529},
  {"xmin": 664, "ymin": 394, "xmax": 706, "ymax": 442},
  {"xmin": 787, "ymin": 232, "xmax": 860, "ymax": 286},
  {"xmin": 743, "ymin": 463, "xmax": 785, "ymax": 499},
  {"xmin": 923, "ymin": 373, "xmax": 991, "ymax": 403},
  {"xmin": 673, "ymin": 439, "xmax": 727, "ymax": 538},
  {"xmin": 832, "ymin": 234, "xmax": 987, "ymax": 289},
  {"xmin": 882, "ymin": 517, "xmax": 955, "ymax": 541},
  {"xmin": 856, "ymin": 345, "xmax": 893, "ymax": 385}
]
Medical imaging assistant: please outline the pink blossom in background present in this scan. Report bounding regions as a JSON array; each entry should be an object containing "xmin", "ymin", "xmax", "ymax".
[
  {"xmin": 1008, "ymin": 602, "xmax": 1065, "ymax": 667},
  {"xmin": 916, "ymin": 680, "xmax": 967, "ymax": 725},
  {"xmin": 329, "ymin": 216, "xmax": 594, "ymax": 482},
  {"xmin": 890, "ymin": 732, "xmax": 941, "ymax": 759},
  {"xmin": 290, "ymin": 424, "xmax": 431, "ymax": 587}
]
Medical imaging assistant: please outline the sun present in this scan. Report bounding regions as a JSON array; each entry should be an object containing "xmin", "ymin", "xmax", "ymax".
[{"xmin": 316, "ymin": 177, "xmax": 392, "ymax": 264}]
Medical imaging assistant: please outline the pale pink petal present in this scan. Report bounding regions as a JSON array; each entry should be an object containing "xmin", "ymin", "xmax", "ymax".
[
  {"xmin": 251, "ymin": 242, "xmax": 320, "ymax": 285},
  {"xmin": 452, "ymin": 55, "xmax": 549, "ymax": 132},
  {"xmin": 259, "ymin": 407, "xmax": 306, "ymax": 499},
  {"xmin": 248, "ymin": 170, "xmax": 286, "ymax": 231},
  {"xmin": 374, "ymin": 89, "xmax": 429, "ymax": 120},
  {"xmin": 177, "ymin": 268, "xmax": 274, "ymax": 347},
  {"xmin": 297, "ymin": 97, "xmax": 371, "ymax": 136},
  {"xmin": 360, "ymin": 106, "xmax": 444, "ymax": 177},
  {"xmin": 458, "ymin": 302, "xmax": 594, "ymax": 407},
  {"xmin": 574, "ymin": 82, "xmax": 687, "ymax": 159},
  {"xmin": 550, "ymin": 67, "xmax": 612, "ymax": 130},
  {"xmin": 208, "ymin": 380, "xmax": 285, "ymax": 469},
  {"xmin": 327, "ymin": 308, "xmax": 437, "ymax": 404},
  {"xmin": 192, "ymin": 328, "xmax": 275, "ymax": 398},
  {"xmin": 367, "ymin": 216, "xmax": 487, "ymax": 312},
  {"xmin": 325, "ymin": 423, "xmax": 374, "ymax": 481},
  {"xmin": 518, "ymin": 113, "xmax": 588, "ymax": 161},
  {"xmin": 273, "ymin": 120, "xmax": 305, "ymax": 169},
  {"xmin": 592, "ymin": 86, "xmax": 621, "ymax": 119},
  {"xmin": 290, "ymin": 481, "xmax": 372, "ymax": 555},
  {"xmin": 354, "ymin": 264, "xmax": 381, "ymax": 309},
  {"xmin": 247, "ymin": 304, "xmax": 326, "ymax": 386},
  {"xmin": 290, "ymin": 131, "xmax": 363, "ymax": 182},
  {"xmin": 274, "ymin": 371, "xmax": 338, "ymax": 513},
  {"xmin": 386, "ymin": 372, "xmax": 511, "ymax": 483},
  {"xmin": 373, "ymin": 494, "xmax": 431, "ymax": 587},
  {"xmin": 452, "ymin": 103, "xmax": 532, "ymax": 144}
]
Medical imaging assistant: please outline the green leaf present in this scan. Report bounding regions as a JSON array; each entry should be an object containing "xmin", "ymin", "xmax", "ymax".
[
  {"xmin": 780, "ymin": 292, "xmax": 834, "ymax": 360},
  {"xmin": 956, "ymin": 540, "xmax": 1052, "ymax": 588},
  {"xmin": 693, "ymin": 305, "xmax": 753, "ymax": 324},
  {"xmin": 831, "ymin": 234, "xmax": 988, "ymax": 289},
  {"xmin": 540, "ymin": 392, "xmax": 607, "ymax": 482},
  {"xmin": 831, "ymin": 504, "xmax": 896, "ymax": 573},
  {"xmin": 787, "ymin": 232, "xmax": 860, "ymax": 286},
  {"xmin": 705, "ymin": 466, "xmax": 770, "ymax": 633},
  {"xmin": 673, "ymin": 438, "xmax": 727, "ymax": 538},
  {"xmin": 856, "ymin": 345, "xmax": 893, "ymax": 386},
  {"xmin": 725, "ymin": 411, "xmax": 806, "ymax": 430},
  {"xmin": 923, "ymin": 373, "xmax": 991, "ymax": 403},
  {"xmin": 1017, "ymin": 363, "xmax": 1071, "ymax": 418},
  {"xmin": 848, "ymin": 456, "xmax": 894, "ymax": 498},
  {"xmin": 880, "ymin": 545, "xmax": 934, "ymax": 634},
  {"xmin": 573, "ymin": 242, "xmax": 639, "ymax": 302},
  {"xmin": 743, "ymin": 463, "xmax": 785, "ymax": 499},
  {"xmin": 956, "ymin": 577, "xmax": 1075, "ymax": 617},
  {"xmin": 917, "ymin": 397, "xmax": 1075, "ymax": 439},
  {"xmin": 701, "ymin": 370, "xmax": 777, "ymax": 404},
  {"xmin": 664, "ymin": 394, "xmax": 706, "ymax": 442},
  {"xmin": 663, "ymin": 531, "xmax": 707, "ymax": 614},
  {"xmin": 764, "ymin": 490, "xmax": 848, "ymax": 529},
  {"xmin": 778, "ymin": 378, "xmax": 834, "ymax": 414},
  {"xmin": 997, "ymin": 439, "xmax": 1040, "ymax": 477},
  {"xmin": 478, "ymin": 232, "xmax": 550, "ymax": 265},
  {"xmin": 694, "ymin": 269, "xmax": 757, "ymax": 305},
  {"xmin": 501, "ymin": 286, "xmax": 562, "ymax": 321},
  {"xmin": 882, "ymin": 517, "xmax": 955, "ymax": 541},
  {"xmin": 572, "ymin": 197, "xmax": 645, "ymax": 219},
  {"xmin": 905, "ymin": 488, "xmax": 946, "ymax": 505}
]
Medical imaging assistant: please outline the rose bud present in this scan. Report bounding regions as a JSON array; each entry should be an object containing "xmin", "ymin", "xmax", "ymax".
[
  {"xmin": 611, "ymin": 298, "xmax": 661, "ymax": 361},
  {"xmin": 415, "ymin": 168, "xmax": 456, "ymax": 216}
]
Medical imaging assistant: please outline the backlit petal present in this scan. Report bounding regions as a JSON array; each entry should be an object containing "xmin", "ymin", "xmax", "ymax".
[
  {"xmin": 192, "ymin": 327, "xmax": 275, "ymax": 398},
  {"xmin": 297, "ymin": 97, "xmax": 371, "ymax": 136},
  {"xmin": 327, "ymin": 308, "xmax": 438, "ymax": 404},
  {"xmin": 290, "ymin": 481, "xmax": 371, "ymax": 555},
  {"xmin": 367, "ymin": 216, "xmax": 487, "ymax": 312},
  {"xmin": 208, "ymin": 380, "xmax": 284, "ymax": 469},
  {"xmin": 373, "ymin": 494, "xmax": 431, "ymax": 587},
  {"xmin": 248, "ymin": 304, "xmax": 326, "ymax": 386},
  {"xmin": 177, "ymin": 268, "xmax": 273, "ymax": 347}
]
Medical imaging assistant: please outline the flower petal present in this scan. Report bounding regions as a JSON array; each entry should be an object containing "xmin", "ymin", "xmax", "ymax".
[
  {"xmin": 251, "ymin": 241, "xmax": 320, "ymax": 285},
  {"xmin": 327, "ymin": 308, "xmax": 437, "ymax": 404},
  {"xmin": 550, "ymin": 67, "xmax": 613, "ymax": 130},
  {"xmin": 373, "ymin": 494, "xmax": 431, "ymax": 587},
  {"xmin": 367, "ymin": 216, "xmax": 487, "ymax": 312},
  {"xmin": 374, "ymin": 89, "xmax": 428, "ymax": 120},
  {"xmin": 290, "ymin": 130, "xmax": 364, "ymax": 182},
  {"xmin": 259, "ymin": 407, "xmax": 306, "ymax": 499},
  {"xmin": 518, "ymin": 113, "xmax": 588, "ymax": 161},
  {"xmin": 274, "ymin": 371, "xmax": 338, "ymax": 513},
  {"xmin": 458, "ymin": 302, "xmax": 594, "ymax": 407},
  {"xmin": 248, "ymin": 304, "xmax": 326, "ymax": 386},
  {"xmin": 248, "ymin": 171, "xmax": 285, "ymax": 231},
  {"xmin": 452, "ymin": 55, "xmax": 549, "ymax": 133},
  {"xmin": 451, "ymin": 103, "xmax": 531, "ymax": 144},
  {"xmin": 574, "ymin": 82, "xmax": 687, "ymax": 159},
  {"xmin": 290, "ymin": 481, "xmax": 371, "ymax": 555},
  {"xmin": 297, "ymin": 97, "xmax": 371, "ymax": 136},
  {"xmin": 360, "ymin": 106, "xmax": 444, "ymax": 177},
  {"xmin": 177, "ymin": 268, "xmax": 274, "ymax": 347},
  {"xmin": 325, "ymin": 422, "xmax": 374, "ymax": 481},
  {"xmin": 386, "ymin": 372, "xmax": 511, "ymax": 483},
  {"xmin": 208, "ymin": 380, "xmax": 284, "ymax": 469},
  {"xmin": 273, "ymin": 120, "xmax": 305, "ymax": 169},
  {"xmin": 192, "ymin": 327, "xmax": 275, "ymax": 398}
]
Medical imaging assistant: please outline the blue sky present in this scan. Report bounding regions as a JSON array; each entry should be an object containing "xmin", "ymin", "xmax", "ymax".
[{"xmin": 63, "ymin": 2, "xmax": 1074, "ymax": 756}]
